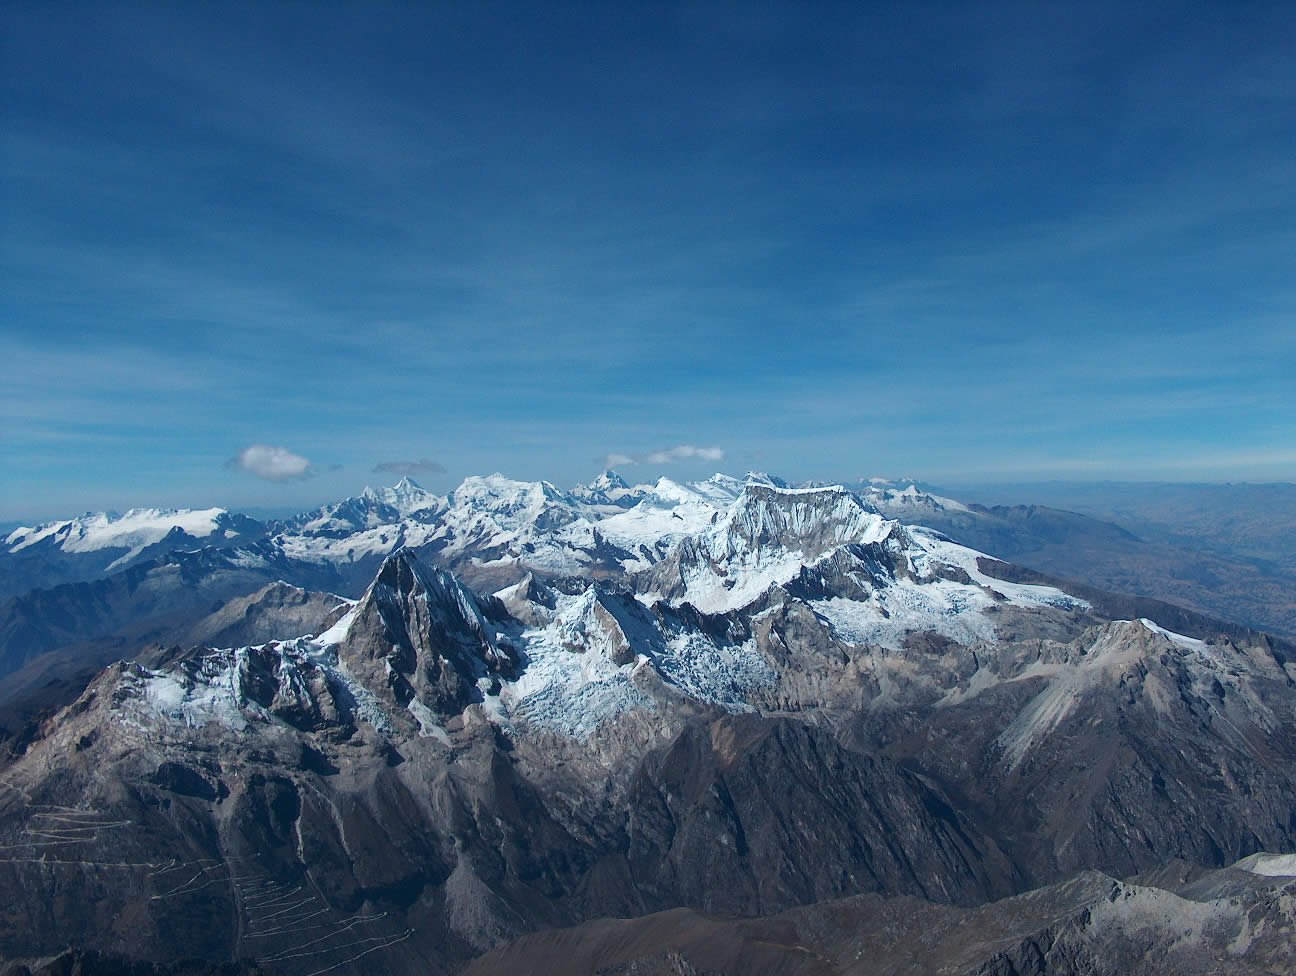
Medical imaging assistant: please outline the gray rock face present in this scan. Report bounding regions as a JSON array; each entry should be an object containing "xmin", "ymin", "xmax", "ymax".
[
  {"xmin": 494, "ymin": 572, "xmax": 558, "ymax": 628},
  {"xmin": 0, "ymin": 675, "xmax": 1017, "ymax": 975},
  {"xmin": 619, "ymin": 714, "xmax": 1016, "ymax": 914}
]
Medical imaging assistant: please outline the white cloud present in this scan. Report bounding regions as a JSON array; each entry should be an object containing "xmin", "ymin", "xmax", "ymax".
[
  {"xmin": 600, "ymin": 444, "xmax": 725, "ymax": 468},
  {"xmin": 226, "ymin": 444, "xmax": 314, "ymax": 482}
]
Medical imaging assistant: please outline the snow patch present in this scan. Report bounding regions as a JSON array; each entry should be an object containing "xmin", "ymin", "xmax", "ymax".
[
  {"xmin": 1236, "ymin": 853, "xmax": 1296, "ymax": 877},
  {"xmin": 407, "ymin": 699, "xmax": 452, "ymax": 744},
  {"xmin": 813, "ymin": 577, "xmax": 998, "ymax": 651},
  {"xmin": 1137, "ymin": 618, "xmax": 1219, "ymax": 662},
  {"xmin": 907, "ymin": 528, "xmax": 1089, "ymax": 612},
  {"xmin": 315, "ymin": 607, "xmax": 358, "ymax": 645},
  {"xmin": 496, "ymin": 585, "xmax": 775, "ymax": 737}
]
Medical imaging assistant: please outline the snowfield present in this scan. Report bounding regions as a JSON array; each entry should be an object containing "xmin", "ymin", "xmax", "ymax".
[{"xmin": 7, "ymin": 507, "xmax": 229, "ymax": 559}]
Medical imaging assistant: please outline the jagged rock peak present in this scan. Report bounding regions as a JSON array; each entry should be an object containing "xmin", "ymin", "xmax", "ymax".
[
  {"xmin": 338, "ymin": 549, "xmax": 517, "ymax": 721},
  {"xmin": 496, "ymin": 571, "xmax": 558, "ymax": 609},
  {"xmin": 571, "ymin": 469, "xmax": 644, "ymax": 509},
  {"xmin": 369, "ymin": 548, "xmax": 490, "ymax": 635},
  {"xmin": 555, "ymin": 581, "xmax": 661, "ymax": 666},
  {"xmin": 494, "ymin": 571, "xmax": 559, "ymax": 626}
]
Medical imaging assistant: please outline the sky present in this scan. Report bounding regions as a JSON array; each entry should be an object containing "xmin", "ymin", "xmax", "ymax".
[{"xmin": 3, "ymin": 0, "xmax": 1294, "ymax": 519}]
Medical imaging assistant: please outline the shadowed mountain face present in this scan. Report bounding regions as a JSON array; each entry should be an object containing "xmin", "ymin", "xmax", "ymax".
[
  {"xmin": 0, "ymin": 576, "xmax": 351, "ymax": 761},
  {"xmin": 0, "ymin": 545, "xmax": 346, "ymax": 683},
  {"xmin": 334, "ymin": 550, "xmax": 518, "ymax": 729},
  {"xmin": 2, "ymin": 479, "xmax": 1295, "ymax": 974}
]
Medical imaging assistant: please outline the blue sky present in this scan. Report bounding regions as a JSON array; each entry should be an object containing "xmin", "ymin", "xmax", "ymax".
[{"xmin": 3, "ymin": 0, "xmax": 1294, "ymax": 519}]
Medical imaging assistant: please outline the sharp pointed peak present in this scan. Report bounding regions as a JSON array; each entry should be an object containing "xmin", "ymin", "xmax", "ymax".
[
  {"xmin": 376, "ymin": 544, "xmax": 423, "ymax": 574},
  {"xmin": 374, "ymin": 545, "xmax": 443, "ymax": 583},
  {"xmin": 370, "ymin": 547, "xmax": 481, "ymax": 609}
]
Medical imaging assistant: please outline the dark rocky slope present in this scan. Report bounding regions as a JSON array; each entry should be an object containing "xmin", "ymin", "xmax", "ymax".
[{"xmin": 463, "ymin": 858, "xmax": 1296, "ymax": 975}]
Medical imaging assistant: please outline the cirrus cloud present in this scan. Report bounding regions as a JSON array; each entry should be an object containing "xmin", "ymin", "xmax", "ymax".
[
  {"xmin": 225, "ymin": 444, "xmax": 314, "ymax": 482},
  {"xmin": 372, "ymin": 458, "xmax": 446, "ymax": 477},
  {"xmin": 600, "ymin": 444, "xmax": 725, "ymax": 468}
]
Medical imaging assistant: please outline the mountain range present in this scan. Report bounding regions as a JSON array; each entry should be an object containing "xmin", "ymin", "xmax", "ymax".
[{"xmin": 0, "ymin": 473, "xmax": 1293, "ymax": 974}]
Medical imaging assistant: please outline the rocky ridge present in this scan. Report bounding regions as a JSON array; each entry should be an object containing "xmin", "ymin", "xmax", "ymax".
[{"xmin": 464, "ymin": 856, "xmax": 1296, "ymax": 975}]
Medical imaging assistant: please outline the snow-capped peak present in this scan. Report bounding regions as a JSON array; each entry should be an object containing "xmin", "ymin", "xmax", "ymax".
[
  {"xmin": 719, "ymin": 484, "xmax": 889, "ymax": 555},
  {"xmin": 690, "ymin": 473, "xmax": 750, "ymax": 504},
  {"xmin": 644, "ymin": 485, "xmax": 896, "ymax": 613},
  {"xmin": 443, "ymin": 474, "xmax": 583, "ymax": 543},
  {"xmin": 594, "ymin": 477, "xmax": 734, "ymax": 550},
  {"xmin": 860, "ymin": 482, "xmax": 972, "ymax": 515},
  {"xmin": 743, "ymin": 471, "xmax": 789, "ymax": 488},
  {"xmin": 591, "ymin": 470, "xmax": 630, "ymax": 491},
  {"xmin": 570, "ymin": 470, "xmax": 645, "ymax": 509},
  {"xmin": 6, "ymin": 507, "xmax": 232, "ymax": 556},
  {"xmin": 361, "ymin": 476, "xmax": 444, "ymax": 516},
  {"xmin": 450, "ymin": 474, "xmax": 573, "ymax": 511}
]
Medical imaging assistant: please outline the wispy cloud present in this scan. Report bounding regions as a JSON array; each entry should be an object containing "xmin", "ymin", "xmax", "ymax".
[
  {"xmin": 601, "ymin": 445, "xmax": 726, "ymax": 468},
  {"xmin": 372, "ymin": 458, "xmax": 446, "ymax": 477},
  {"xmin": 226, "ymin": 444, "xmax": 314, "ymax": 482}
]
